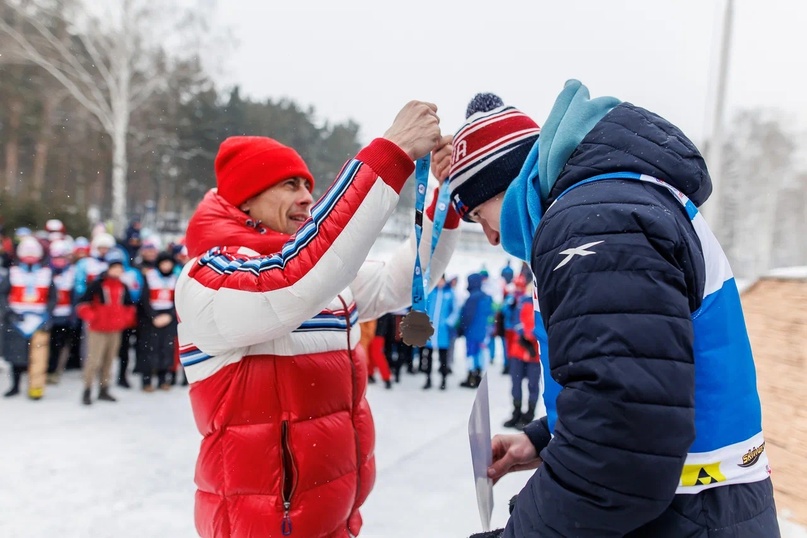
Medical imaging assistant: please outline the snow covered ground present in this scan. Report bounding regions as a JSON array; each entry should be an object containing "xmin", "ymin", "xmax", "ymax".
[
  {"xmin": 1, "ymin": 348, "xmax": 805, "ymax": 537},
  {"xmin": 0, "ymin": 343, "xmax": 531, "ymax": 537}
]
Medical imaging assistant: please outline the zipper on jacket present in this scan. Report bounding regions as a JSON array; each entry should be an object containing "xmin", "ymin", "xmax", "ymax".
[
  {"xmin": 337, "ymin": 294, "xmax": 363, "ymax": 530},
  {"xmin": 280, "ymin": 420, "xmax": 297, "ymax": 535}
]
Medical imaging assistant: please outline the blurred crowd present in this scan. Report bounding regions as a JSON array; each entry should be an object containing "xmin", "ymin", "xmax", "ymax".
[
  {"xmin": 357, "ymin": 260, "xmax": 543, "ymax": 431},
  {"xmin": 1, "ymin": 216, "xmax": 542, "ymax": 430},
  {"xmin": 0, "ymin": 217, "xmax": 187, "ymax": 405}
]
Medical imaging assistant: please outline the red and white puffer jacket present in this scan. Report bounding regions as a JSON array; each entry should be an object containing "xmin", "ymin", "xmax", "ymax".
[{"xmin": 176, "ymin": 138, "xmax": 460, "ymax": 538}]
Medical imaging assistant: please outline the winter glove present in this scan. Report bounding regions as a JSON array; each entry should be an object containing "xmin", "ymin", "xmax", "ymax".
[
  {"xmin": 469, "ymin": 530, "xmax": 504, "ymax": 538},
  {"xmin": 75, "ymin": 303, "xmax": 92, "ymax": 323}
]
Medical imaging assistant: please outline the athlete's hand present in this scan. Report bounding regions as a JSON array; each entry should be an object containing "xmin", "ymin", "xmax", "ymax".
[{"xmin": 488, "ymin": 432, "xmax": 542, "ymax": 485}]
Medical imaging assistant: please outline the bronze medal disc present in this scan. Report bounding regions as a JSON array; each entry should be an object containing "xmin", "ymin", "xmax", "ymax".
[{"xmin": 400, "ymin": 310, "xmax": 434, "ymax": 347}]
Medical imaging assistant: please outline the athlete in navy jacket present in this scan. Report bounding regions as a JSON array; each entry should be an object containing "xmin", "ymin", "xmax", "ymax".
[{"xmin": 446, "ymin": 81, "xmax": 778, "ymax": 537}]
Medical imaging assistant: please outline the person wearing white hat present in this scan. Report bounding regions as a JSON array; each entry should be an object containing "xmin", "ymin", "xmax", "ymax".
[
  {"xmin": 0, "ymin": 237, "xmax": 56, "ymax": 399},
  {"xmin": 45, "ymin": 219, "xmax": 66, "ymax": 243},
  {"xmin": 136, "ymin": 236, "xmax": 160, "ymax": 270},
  {"xmin": 74, "ymin": 232, "xmax": 116, "ymax": 298}
]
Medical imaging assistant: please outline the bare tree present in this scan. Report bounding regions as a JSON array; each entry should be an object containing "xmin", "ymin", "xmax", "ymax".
[{"xmin": 0, "ymin": 0, "xmax": 208, "ymax": 233}]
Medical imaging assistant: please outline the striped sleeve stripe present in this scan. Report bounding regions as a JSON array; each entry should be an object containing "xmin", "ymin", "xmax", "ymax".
[
  {"xmin": 295, "ymin": 303, "xmax": 358, "ymax": 332},
  {"xmin": 181, "ymin": 302, "xmax": 358, "ymax": 365},
  {"xmin": 277, "ymin": 159, "xmax": 361, "ymax": 260},
  {"xmin": 180, "ymin": 346, "xmax": 213, "ymax": 366},
  {"xmin": 198, "ymin": 159, "xmax": 361, "ymax": 277}
]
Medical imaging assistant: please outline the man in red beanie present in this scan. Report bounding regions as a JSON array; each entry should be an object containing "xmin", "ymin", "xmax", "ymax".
[{"xmin": 176, "ymin": 101, "xmax": 460, "ymax": 538}]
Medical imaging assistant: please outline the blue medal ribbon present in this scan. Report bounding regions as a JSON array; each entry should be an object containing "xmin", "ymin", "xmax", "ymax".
[{"xmin": 411, "ymin": 155, "xmax": 450, "ymax": 313}]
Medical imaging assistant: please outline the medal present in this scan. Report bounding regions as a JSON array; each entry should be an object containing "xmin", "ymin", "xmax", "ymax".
[{"xmin": 400, "ymin": 309, "xmax": 434, "ymax": 347}]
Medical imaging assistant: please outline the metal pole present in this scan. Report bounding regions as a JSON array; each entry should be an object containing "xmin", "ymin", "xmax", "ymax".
[{"xmin": 703, "ymin": 0, "xmax": 734, "ymax": 234}]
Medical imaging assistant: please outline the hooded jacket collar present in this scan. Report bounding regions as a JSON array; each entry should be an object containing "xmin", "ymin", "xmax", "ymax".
[
  {"xmin": 185, "ymin": 190, "xmax": 290, "ymax": 259},
  {"xmin": 547, "ymin": 101, "xmax": 713, "ymax": 207},
  {"xmin": 538, "ymin": 79, "xmax": 621, "ymax": 201}
]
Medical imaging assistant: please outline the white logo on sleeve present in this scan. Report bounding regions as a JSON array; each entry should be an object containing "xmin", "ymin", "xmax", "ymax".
[{"xmin": 553, "ymin": 240, "xmax": 604, "ymax": 271}]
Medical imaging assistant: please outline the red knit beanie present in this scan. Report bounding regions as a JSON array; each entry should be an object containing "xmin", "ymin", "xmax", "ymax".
[{"xmin": 215, "ymin": 136, "xmax": 315, "ymax": 207}]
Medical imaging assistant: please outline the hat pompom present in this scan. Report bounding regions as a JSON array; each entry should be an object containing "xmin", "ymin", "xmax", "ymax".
[{"xmin": 466, "ymin": 93, "xmax": 505, "ymax": 118}]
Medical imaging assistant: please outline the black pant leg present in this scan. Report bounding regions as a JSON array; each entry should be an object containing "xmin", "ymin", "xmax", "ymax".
[
  {"xmin": 118, "ymin": 328, "xmax": 133, "ymax": 380},
  {"xmin": 438, "ymin": 348, "xmax": 449, "ymax": 377},
  {"xmin": 48, "ymin": 325, "xmax": 68, "ymax": 373},
  {"xmin": 66, "ymin": 321, "xmax": 83, "ymax": 370},
  {"xmin": 10, "ymin": 367, "xmax": 23, "ymax": 391}
]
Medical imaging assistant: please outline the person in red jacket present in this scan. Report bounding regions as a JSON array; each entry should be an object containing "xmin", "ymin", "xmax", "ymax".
[
  {"xmin": 509, "ymin": 279, "xmax": 541, "ymax": 430},
  {"xmin": 75, "ymin": 250, "xmax": 136, "ymax": 405},
  {"xmin": 176, "ymin": 101, "xmax": 460, "ymax": 538}
]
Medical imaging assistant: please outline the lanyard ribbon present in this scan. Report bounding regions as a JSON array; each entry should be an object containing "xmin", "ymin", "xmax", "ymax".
[{"xmin": 411, "ymin": 155, "xmax": 450, "ymax": 313}]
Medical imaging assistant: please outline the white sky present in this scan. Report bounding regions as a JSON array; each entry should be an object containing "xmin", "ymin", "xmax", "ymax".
[{"xmin": 213, "ymin": 0, "xmax": 807, "ymax": 146}]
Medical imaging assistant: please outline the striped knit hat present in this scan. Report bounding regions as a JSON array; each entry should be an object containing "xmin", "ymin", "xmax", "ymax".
[{"xmin": 448, "ymin": 93, "xmax": 540, "ymax": 221}]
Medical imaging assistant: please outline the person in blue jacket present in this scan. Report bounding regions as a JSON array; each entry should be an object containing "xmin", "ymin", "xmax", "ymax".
[
  {"xmin": 444, "ymin": 83, "xmax": 778, "ymax": 537},
  {"xmin": 458, "ymin": 272, "xmax": 493, "ymax": 389},
  {"xmin": 420, "ymin": 274, "xmax": 457, "ymax": 390}
]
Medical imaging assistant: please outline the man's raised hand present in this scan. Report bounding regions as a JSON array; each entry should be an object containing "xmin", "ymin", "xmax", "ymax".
[{"xmin": 383, "ymin": 101, "xmax": 441, "ymax": 161}]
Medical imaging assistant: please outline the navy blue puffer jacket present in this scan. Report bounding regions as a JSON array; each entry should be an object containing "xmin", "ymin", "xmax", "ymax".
[{"xmin": 500, "ymin": 96, "xmax": 778, "ymax": 537}]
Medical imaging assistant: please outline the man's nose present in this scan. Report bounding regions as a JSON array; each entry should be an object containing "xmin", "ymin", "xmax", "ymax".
[
  {"xmin": 483, "ymin": 226, "xmax": 500, "ymax": 246},
  {"xmin": 298, "ymin": 188, "xmax": 314, "ymax": 207}
]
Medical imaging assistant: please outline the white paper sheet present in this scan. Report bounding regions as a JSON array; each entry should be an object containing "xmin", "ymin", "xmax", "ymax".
[{"xmin": 468, "ymin": 371, "xmax": 494, "ymax": 531}]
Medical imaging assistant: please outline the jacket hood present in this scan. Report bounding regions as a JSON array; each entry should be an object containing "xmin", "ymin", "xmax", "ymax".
[
  {"xmin": 467, "ymin": 273, "xmax": 484, "ymax": 292},
  {"xmin": 548, "ymin": 101, "xmax": 712, "ymax": 207},
  {"xmin": 185, "ymin": 190, "xmax": 290, "ymax": 259}
]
